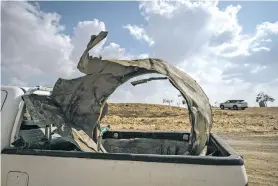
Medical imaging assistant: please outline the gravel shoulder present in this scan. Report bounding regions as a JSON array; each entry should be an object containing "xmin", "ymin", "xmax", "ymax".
[{"xmin": 217, "ymin": 132, "xmax": 278, "ymax": 186}]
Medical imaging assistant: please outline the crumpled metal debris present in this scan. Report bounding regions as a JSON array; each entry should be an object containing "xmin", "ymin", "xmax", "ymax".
[
  {"xmin": 23, "ymin": 31, "xmax": 212, "ymax": 155},
  {"xmin": 131, "ymin": 77, "xmax": 168, "ymax": 86}
]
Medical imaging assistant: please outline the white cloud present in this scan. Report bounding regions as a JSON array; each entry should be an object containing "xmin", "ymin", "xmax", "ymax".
[
  {"xmin": 100, "ymin": 43, "xmax": 128, "ymax": 59},
  {"xmin": 9, "ymin": 77, "xmax": 28, "ymax": 87},
  {"xmin": 100, "ymin": 43, "xmax": 149, "ymax": 60},
  {"xmin": 221, "ymin": 22, "xmax": 278, "ymax": 84},
  {"xmin": 109, "ymin": 74, "xmax": 181, "ymax": 106},
  {"xmin": 1, "ymin": 1, "xmax": 144, "ymax": 86},
  {"xmin": 2, "ymin": 1, "xmax": 277, "ymax": 107},
  {"xmin": 137, "ymin": 53, "xmax": 149, "ymax": 59},
  {"xmin": 1, "ymin": 1, "xmax": 75, "ymax": 85},
  {"xmin": 121, "ymin": 1, "xmax": 278, "ymax": 106},
  {"xmin": 123, "ymin": 24, "xmax": 154, "ymax": 46},
  {"xmin": 71, "ymin": 20, "xmax": 107, "ymax": 63}
]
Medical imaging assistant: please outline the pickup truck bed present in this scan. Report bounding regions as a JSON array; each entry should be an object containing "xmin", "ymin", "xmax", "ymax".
[
  {"xmin": 102, "ymin": 131, "xmax": 238, "ymax": 157},
  {"xmin": 1, "ymin": 86, "xmax": 248, "ymax": 186},
  {"xmin": 1, "ymin": 131, "xmax": 248, "ymax": 186}
]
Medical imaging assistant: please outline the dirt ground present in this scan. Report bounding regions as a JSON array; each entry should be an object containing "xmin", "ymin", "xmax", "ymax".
[{"xmin": 103, "ymin": 103, "xmax": 278, "ymax": 186}]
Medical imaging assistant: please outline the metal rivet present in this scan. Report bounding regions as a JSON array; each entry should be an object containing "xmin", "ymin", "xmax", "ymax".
[
  {"xmin": 183, "ymin": 134, "xmax": 188, "ymax": 141},
  {"xmin": 113, "ymin": 133, "xmax": 118, "ymax": 139}
]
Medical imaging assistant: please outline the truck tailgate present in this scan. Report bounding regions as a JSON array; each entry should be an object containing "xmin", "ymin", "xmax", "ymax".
[{"xmin": 1, "ymin": 148, "xmax": 248, "ymax": 186}]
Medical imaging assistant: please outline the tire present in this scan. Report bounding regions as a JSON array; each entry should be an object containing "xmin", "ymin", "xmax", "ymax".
[
  {"xmin": 220, "ymin": 105, "xmax": 224, "ymax": 110},
  {"xmin": 233, "ymin": 105, "xmax": 238, "ymax": 110},
  {"xmin": 241, "ymin": 107, "xmax": 246, "ymax": 110}
]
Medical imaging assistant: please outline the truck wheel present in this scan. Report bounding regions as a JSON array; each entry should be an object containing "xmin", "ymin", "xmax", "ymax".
[
  {"xmin": 241, "ymin": 107, "xmax": 245, "ymax": 110},
  {"xmin": 233, "ymin": 105, "xmax": 238, "ymax": 110},
  {"xmin": 220, "ymin": 105, "xmax": 224, "ymax": 110}
]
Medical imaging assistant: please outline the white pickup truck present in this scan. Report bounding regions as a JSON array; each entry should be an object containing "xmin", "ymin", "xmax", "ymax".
[
  {"xmin": 1, "ymin": 31, "xmax": 248, "ymax": 186},
  {"xmin": 1, "ymin": 86, "xmax": 248, "ymax": 186}
]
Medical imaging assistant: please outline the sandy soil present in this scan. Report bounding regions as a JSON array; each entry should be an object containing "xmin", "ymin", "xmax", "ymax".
[
  {"xmin": 103, "ymin": 103, "xmax": 278, "ymax": 186},
  {"xmin": 218, "ymin": 132, "xmax": 278, "ymax": 186}
]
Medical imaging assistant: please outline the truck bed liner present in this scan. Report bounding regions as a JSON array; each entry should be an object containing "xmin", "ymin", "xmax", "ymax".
[{"xmin": 2, "ymin": 131, "xmax": 244, "ymax": 166}]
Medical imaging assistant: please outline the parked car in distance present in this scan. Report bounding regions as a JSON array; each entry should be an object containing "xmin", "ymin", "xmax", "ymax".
[{"xmin": 220, "ymin": 100, "xmax": 248, "ymax": 110}]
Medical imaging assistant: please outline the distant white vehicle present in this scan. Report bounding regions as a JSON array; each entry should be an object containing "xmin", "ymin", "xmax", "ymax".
[{"xmin": 220, "ymin": 100, "xmax": 248, "ymax": 110}]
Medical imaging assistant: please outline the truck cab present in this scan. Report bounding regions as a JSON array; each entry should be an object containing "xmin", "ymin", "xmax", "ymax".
[{"xmin": 1, "ymin": 86, "xmax": 248, "ymax": 186}]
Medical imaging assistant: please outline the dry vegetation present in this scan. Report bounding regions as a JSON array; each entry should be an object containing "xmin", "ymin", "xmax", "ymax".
[
  {"xmin": 103, "ymin": 103, "xmax": 278, "ymax": 186},
  {"xmin": 103, "ymin": 103, "xmax": 278, "ymax": 133}
]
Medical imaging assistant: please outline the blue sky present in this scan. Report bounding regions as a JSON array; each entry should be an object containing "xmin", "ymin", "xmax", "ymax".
[
  {"xmin": 37, "ymin": 1, "xmax": 278, "ymax": 34},
  {"xmin": 220, "ymin": 1, "xmax": 278, "ymax": 33},
  {"xmin": 37, "ymin": 1, "xmax": 149, "ymax": 54},
  {"xmin": 2, "ymin": 1, "xmax": 278, "ymax": 106},
  {"xmin": 35, "ymin": 1, "xmax": 278, "ymax": 56}
]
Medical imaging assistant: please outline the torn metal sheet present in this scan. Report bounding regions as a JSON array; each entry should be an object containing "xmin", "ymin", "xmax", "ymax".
[
  {"xmin": 131, "ymin": 77, "xmax": 168, "ymax": 86},
  {"xmin": 76, "ymin": 31, "xmax": 212, "ymax": 155},
  {"xmin": 22, "ymin": 94, "xmax": 105, "ymax": 152},
  {"xmin": 23, "ymin": 31, "xmax": 212, "ymax": 155}
]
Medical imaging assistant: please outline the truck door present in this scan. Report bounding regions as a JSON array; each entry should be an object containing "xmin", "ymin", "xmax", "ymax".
[{"xmin": 7, "ymin": 171, "xmax": 29, "ymax": 186}]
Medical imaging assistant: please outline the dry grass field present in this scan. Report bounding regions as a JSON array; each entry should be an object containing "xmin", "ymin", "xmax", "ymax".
[{"xmin": 103, "ymin": 103, "xmax": 278, "ymax": 186}]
